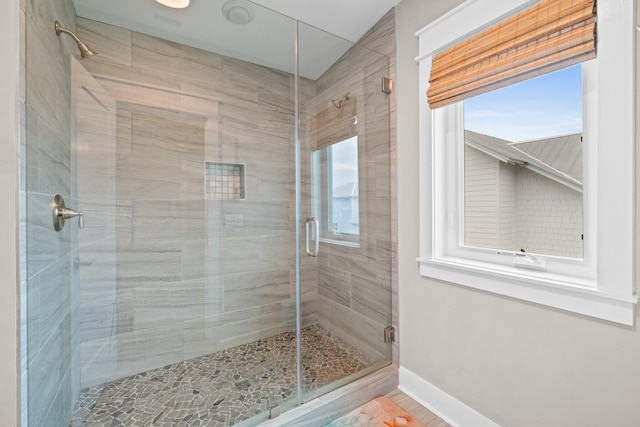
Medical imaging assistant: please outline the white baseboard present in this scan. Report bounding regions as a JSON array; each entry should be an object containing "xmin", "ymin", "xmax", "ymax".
[{"xmin": 398, "ymin": 366, "xmax": 500, "ymax": 427}]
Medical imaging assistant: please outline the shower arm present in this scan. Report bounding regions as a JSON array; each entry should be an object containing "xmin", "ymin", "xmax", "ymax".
[{"xmin": 55, "ymin": 21, "xmax": 82, "ymax": 45}]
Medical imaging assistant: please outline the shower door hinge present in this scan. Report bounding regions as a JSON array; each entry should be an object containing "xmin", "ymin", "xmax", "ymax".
[
  {"xmin": 384, "ymin": 326, "xmax": 395, "ymax": 343},
  {"xmin": 382, "ymin": 77, "xmax": 393, "ymax": 94}
]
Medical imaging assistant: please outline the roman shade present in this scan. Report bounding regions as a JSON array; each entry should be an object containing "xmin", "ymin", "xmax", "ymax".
[{"xmin": 427, "ymin": 0, "xmax": 596, "ymax": 109}]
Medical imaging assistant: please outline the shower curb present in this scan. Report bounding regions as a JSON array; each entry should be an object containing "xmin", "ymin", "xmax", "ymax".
[{"xmin": 255, "ymin": 364, "xmax": 399, "ymax": 427}]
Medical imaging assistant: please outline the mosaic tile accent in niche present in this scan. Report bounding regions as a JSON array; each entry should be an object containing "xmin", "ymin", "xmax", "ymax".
[
  {"xmin": 206, "ymin": 162, "xmax": 245, "ymax": 200},
  {"xmin": 69, "ymin": 325, "xmax": 375, "ymax": 427}
]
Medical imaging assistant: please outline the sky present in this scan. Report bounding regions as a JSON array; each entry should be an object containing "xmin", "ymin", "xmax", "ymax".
[
  {"xmin": 464, "ymin": 64, "xmax": 582, "ymax": 142},
  {"xmin": 330, "ymin": 135, "xmax": 358, "ymax": 188}
]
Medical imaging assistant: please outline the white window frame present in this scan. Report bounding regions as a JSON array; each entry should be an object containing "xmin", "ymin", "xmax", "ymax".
[{"xmin": 416, "ymin": 0, "xmax": 637, "ymax": 325}]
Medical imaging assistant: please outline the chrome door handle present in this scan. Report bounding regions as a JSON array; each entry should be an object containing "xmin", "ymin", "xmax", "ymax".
[
  {"xmin": 305, "ymin": 217, "xmax": 319, "ymax": 257},
  {"xmin": 52, "ymin": 194, "xmax": 84, "ymax": 231}
]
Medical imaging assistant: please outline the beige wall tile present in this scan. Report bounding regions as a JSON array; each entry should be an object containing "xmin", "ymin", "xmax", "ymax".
[
  {"xmin": 318, "ymin": 265, "xmax": 351, "ymax": 307},
  {"xmin": 223, "ymin": 268, "xmax": 291, "ymax": 312},
  {"xmin": 77, "ymin": 18, "xmax": 132, "ymax": 67},
  {"xmin": 133, "ymin": 278, "xmax": 223, "ymax": 331}
]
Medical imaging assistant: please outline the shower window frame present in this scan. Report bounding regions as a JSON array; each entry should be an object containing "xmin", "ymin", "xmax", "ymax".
[{"xmin": 415, "ymin": 0, "xmax": 637, "ymax": 325}]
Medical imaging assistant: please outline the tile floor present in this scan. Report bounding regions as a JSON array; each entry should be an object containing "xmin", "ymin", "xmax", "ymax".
[
  {"xmin": 386, "ymin": 390, "xmax": 452, "ymax": 427},
  {"xmin": 70, "ymin": 324, "xmax": 375, "ymax": 426}
]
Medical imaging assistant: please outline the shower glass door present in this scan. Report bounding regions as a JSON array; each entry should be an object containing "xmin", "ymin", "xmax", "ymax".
[{"xmin": 299, "ymin": 21, "xmax": 393, "ymax": 403}]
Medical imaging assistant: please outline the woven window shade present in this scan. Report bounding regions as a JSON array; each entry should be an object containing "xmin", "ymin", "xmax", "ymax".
[{"xmin": 427, "ymin": 0, "xmax": 596, "ymax": 109}]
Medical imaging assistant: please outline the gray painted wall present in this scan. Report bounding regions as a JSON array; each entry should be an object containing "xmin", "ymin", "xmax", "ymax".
[{"xmin": 396, "ymin": 0, "xmax": 640, "ymax": 425}]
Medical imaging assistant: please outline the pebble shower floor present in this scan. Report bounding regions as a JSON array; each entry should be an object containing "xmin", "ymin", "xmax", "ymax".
[{"xmin": 69, "ymin": 325, "xmax": 376, "ymax": 426}]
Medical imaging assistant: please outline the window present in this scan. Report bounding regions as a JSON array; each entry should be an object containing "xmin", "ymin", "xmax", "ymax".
[
  {"xmin": 312, "ymin": 136, "xmax": 360, "ymax": 245},
  {"xmin": 463, "ymin": 65, "xmax": 584, "ymax": 259},
  {"xmin": 416, "ymin": 0, "xmax": 637, "ymax": 325}
]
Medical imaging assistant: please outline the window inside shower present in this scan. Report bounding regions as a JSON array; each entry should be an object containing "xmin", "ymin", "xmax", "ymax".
[{"xmin": 312, "ymin": 136, "xmax": 360, "ymax": 244}]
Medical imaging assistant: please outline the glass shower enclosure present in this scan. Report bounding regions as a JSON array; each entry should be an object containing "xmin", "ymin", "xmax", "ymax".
[{"xmin": 22, "ymin": 1, "xmax": 392, "ymax": 425}]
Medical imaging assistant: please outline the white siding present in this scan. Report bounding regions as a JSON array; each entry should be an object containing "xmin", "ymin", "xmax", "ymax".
[
  {"xmin": 516, "ymin": 167, "xmax": 583, "ymax": 257},
  {"xmin": 464, "ymin": 146, "xmax": 582, "ymax": 257},
  {"xmin": 498, "ymin": 160, "xmax": 517, "ymax": 249},
  {"xmin": 464, "ymin": 145, "xmax": 499, "ymax": 248}
]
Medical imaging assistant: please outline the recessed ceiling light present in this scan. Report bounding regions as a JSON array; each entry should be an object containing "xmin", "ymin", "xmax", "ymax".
[
  {"xmin": 222, "ymin": 0, "xmax": 255, "ymax": 25},
  {"xmin": 155, "ymin": 0, "xmax": 190, "ymax": 9}
]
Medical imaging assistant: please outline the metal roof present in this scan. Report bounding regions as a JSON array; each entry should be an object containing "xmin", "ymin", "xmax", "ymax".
[
  {"xmin": 464, "ymin": 130, "xmax": 583, "ymax": 192},
  {"xmin": 512, "ymin": 134, "xmax": 582, "ymax": 182}
]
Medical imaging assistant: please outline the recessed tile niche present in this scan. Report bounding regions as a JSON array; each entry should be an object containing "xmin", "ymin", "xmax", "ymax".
[{"xmin": 205, "ymin": 162, "xmax": 246, "ymax": 200}]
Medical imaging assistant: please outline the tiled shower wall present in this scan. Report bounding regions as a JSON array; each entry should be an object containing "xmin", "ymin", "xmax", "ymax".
[
  {"xmin": 75, "ymin": 17, "xmax": 309, "ymax": 387},
  {"xmin": 72, "ymin": 11, "xmax": 398, "ymax": 387}
]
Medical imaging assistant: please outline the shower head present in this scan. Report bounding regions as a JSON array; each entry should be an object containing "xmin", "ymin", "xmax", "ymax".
[{"xmin": 55, "ymin": 21, "xmax": 97, "ymax": 59}]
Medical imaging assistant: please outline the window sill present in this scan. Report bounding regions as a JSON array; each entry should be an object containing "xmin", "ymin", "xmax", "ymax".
[
  {"xmin": 417, "ymin": 256, "xmax": 638, "ymax": 325},
  {"xmin": 320, "ymin": 237, "xmax": 360, "ymax": 248}
]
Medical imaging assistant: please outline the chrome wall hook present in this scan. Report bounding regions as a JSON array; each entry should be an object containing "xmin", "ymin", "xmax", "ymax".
[{"xmin": 52, "ymin": 194, "xmax": 84, "ymax": 231}]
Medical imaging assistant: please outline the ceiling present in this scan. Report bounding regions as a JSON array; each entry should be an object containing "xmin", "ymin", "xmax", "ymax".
[
  {"xmin": 249, "ymin": 0, "xmax": 400, "ymax": 42},
  {"xmin": 72, "ymin": 0, "xmax": 401, "ymax": 80}
]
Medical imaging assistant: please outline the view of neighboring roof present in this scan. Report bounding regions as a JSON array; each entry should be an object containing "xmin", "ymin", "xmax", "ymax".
[
  {"xmin": 333, "ymin": 182, "xmax": 359, "ymax": 198},
  {"xmin": 513, "ymin": 134, "xmax": 582, "ymax": 182},
  {"xmin": 464, "ymin": 130, "xmax": 583, "ymax": 191}
]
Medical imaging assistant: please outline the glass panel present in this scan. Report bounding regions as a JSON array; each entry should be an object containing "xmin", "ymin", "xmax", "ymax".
[
  {"xmin": 23, "ymin": 4, "xmax": 91, "ymax": 427},
  {"xmin": 299, "ymin": 20, "xmax": 393, "ymax": 404},
  {"xmin": 25, "ymin": 1, "xmax": 303, "ymax": 425},
  {"xmin": 463, "ymin": 65, "xmax": 584, "ymax": 258}
]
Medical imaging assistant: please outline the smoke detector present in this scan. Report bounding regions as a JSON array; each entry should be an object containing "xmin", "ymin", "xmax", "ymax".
[{"xmin": 222, "ymin": 0, "xmax": 255, "ymax": 25}]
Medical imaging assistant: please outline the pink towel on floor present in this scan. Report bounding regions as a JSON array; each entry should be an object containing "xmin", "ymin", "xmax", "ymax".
[{"xmin": 324, "ymin": 396, "xmax": 428, "ymax": 427}]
